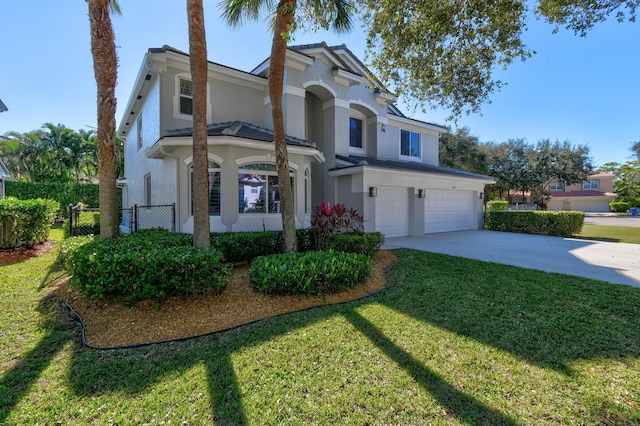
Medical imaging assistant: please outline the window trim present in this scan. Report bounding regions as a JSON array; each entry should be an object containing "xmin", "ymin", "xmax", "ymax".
[
  {"xmin": 349, "ymin": 116, "xmax": 365, "ymax": 152},
  {"xmin": 550, "ymin": 181, "xmax": 564, "ymax": 191},
  {"xmin": 173, "ymin": 73, "xmax": 212, "ymax": 122},
  {"xmin": 399, "ymin": 129, "xmax": 421, "ymax": 160},
  {"xmin": 583, "ymin": 179, "xmax": 600, "ymax": 190}
]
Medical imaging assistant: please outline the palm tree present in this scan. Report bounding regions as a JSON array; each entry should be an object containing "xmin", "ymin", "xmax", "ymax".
[
  {"xmin": 87, "ymin": 0, "xmax": 121, "ymax": 239},
  {"xmin": 186, "ymin": 0, "xmax": 211, "ymax": 249},
  {"xmin": 222, "ymin": 0, "xmax": 352, "ymax": 252}
]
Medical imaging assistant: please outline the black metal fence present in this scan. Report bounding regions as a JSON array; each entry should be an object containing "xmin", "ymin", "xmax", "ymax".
[{"xmin": 68, "ymin": 203, "xmax": 175, "ymax": 237}]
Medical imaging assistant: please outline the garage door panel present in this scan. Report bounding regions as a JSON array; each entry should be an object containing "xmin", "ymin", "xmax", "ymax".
[
  {"xmin": 376, "ymin": 186, "xmax": 409, "ymax": 238},
  {"xmin": 425, "ymin": 189, "xmax": 474, "ymax": 233}
]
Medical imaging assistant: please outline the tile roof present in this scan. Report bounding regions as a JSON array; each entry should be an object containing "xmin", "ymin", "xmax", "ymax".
[
  {"xmin": 335, "ymin": 154, "xmax": 494, "ymax": 181},
  {"xmin": 550, "ymin": 190, "xmax": 617, "ymax": 197},
  {"xmin": 165, "ymin": 121, "xmax": 316, "ymax": 148}
]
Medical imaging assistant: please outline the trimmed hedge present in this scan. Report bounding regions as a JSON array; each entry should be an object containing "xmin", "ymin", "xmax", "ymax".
[
  {"xmin": 210, "ymin": 229, "xmax": 313, "ymax": 263},
  {"xmin": 0, "ymin": 197, "xmax": 58, "ymax": 248},
  {"xmin": 5, "ymin": 181, "xmax": 118, "ymax": 217},
  {"xmin": 63, "ymin": 229, "xmax": 229, "ymax": 302},
  {"xmin": 250, "ymin": 251, "xmax": 371, "ymax": 296},
  {"xmin": 609, "ymin": 201, "xmax": 631, "ymax": 213},
  {"xmin": 485, "ymin": 210, "xmax": 584, "ymax": 237},
  {"xmin": 486, "ymin": 200, "xmax": 508, "ymax": 211},
  {"xmin": 324, "ymin": 232, "xmax": 384, "ymax": 256}
]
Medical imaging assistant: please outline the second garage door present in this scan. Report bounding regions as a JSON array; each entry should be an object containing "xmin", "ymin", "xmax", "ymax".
[{"xmin": 425, "ymin": 189, "xmax": 474, "ymax": 233}]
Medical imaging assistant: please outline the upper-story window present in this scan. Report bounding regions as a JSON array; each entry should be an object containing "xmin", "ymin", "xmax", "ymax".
[
  {"xmin": 179, "ymin": 78, "xmax": 193, "ymax": 115},
  {"xmin": 349, "ymin": 117, "xmax": 363, "ymax": 149},
  {"xmin": 136, "ymin": 114, "xmax": 143, "ymax": 150},
  {"xmin": 190, "ymin": 162, "xmax": 221, "ymax": 216},
  {"xmin": 238, "ymin": 163, "xmax": 293, "ymax": 214},
  {"xmin": 583, "ymin": 179, "xmax": 600, "ymax": 190},
  {"xmin": 550, "ymin": 181, "xmax": 564, "ymax": 191},
  {"xmin": 400, "ymin": 129, "xmax": 420, "ymax": 159}
]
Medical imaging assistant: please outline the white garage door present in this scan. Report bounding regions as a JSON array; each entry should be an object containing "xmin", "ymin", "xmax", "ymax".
[
  {"xmin": 376, "ymin": 186, "xmax": 410, "ymax": 238},
  {"xmin": 425, "ymin": 189, "xmax": 474, "ymax": 233}
]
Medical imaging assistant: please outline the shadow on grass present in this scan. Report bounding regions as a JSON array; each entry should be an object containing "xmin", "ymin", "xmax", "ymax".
[{"xmin": 573, "ymin": 236, "xmax": 621, "ymax": 243}]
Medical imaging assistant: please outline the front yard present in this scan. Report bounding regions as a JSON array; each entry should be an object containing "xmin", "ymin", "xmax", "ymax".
[{"xmin": 1, "ymin": 226, "xmax": 639, "ymax": 424}]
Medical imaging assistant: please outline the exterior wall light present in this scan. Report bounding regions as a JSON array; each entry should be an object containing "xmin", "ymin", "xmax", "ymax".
[
  {"xmin": 418, "ymin": 189, "xmax": 426, "ymax": 198},
  {"xmin": 369, "ymin": 187, "xmax": 377, "ymax": 197}
]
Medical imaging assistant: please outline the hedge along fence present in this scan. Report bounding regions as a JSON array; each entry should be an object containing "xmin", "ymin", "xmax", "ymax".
[
  {"xmin": 0, "ymin": 197, "xmax": 58, "ymax": 249},
  {"xmin": 4, "ymin": 181, "xmax": 118, "ymax": 218},
  {"xmin": 484, "ymin": 210, "xmax": 584, "ymax": 237}
]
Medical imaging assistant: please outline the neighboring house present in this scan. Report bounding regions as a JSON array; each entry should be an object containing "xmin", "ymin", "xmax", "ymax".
[
  {"xmin": 547, "ymin": 172, "xmax": 617, "ymax": 212},
  {"xmin": 117, "ymin": 43, "xmax": 494, "ymax": 237},
  {"xmin": 0, "ymin": 159, "xmax": 9, "ymax": 199}
]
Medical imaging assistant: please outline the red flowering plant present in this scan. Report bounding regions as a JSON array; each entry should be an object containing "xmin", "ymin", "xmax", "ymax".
[{"xmin": 310, "ymin": 202, "xmax": 364, "ymax": 250}]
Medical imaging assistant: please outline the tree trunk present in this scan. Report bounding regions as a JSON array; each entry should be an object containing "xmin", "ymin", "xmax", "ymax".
[
  {"xmin": 88, "ymin": 0, "xmax": 119, "ymax": 239},
  {"xmin": 187, "ymin": 0, "xmax": 211, "ymax": 249},
  {"xmin": 270, "ymin": 0, "xmax": 297, "ymax": 253}
]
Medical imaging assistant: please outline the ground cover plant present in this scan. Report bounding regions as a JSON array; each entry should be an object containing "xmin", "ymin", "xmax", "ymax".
[
  {"xmin": 2, "ymin": 225, "xmax": 639, "ymax": 424},
  {"xmin": 577, "ymin": 224, "xmax": 640, "ymax": 244}
]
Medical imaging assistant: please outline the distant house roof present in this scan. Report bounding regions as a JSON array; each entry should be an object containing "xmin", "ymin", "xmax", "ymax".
[
  {"xmin": 165, "ymin": 121, "xmax": 317, "ymax": 148},
  {"xmin": 334, "ymin": 154, "xmax": 495, "ymax": 182},
  {"xmin": 550, "ymin": 190, "xmax": 616, "ymax": 198},
  {"xmin": 0, "ymin": 98, "xmax": 7, "ymax": 113},
  {"xmin": 588, "ymin": 172, "xmax": 615, "ymax": 178}
]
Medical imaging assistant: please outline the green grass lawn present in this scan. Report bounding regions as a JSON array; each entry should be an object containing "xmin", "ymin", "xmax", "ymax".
[
  {"xmin": 577, "ymin": 224, "xmax": 640, "ymax": 244},
  {"xmin": 1, "ymin": 226, "xmax": 639, "ymax": 424}
]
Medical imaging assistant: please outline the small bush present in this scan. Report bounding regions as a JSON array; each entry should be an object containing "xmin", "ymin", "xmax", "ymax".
[
  {"xmin": 311, "ymin": 203, "xmax": 364, "ymax": 250},
  {"xmin": 486, "ymin": 200, "xmax": 508, "ymax": 211},
  {"xmin": 324, "ymin": 232, "xmax": 385, "ymax": 256},
  {"xmin": 0, "ymin": 197, "xmax": 58, "ymax": 248},
  {"xmin": 609, "ymin": 201, "xmax": 632, "ymax": 213},
  {"xmin": 250, "ymin": 251, "xmax": 371, "ymax": 297},
  {"xmin": 64, "ymin": 230, "xmax": 229, "ymax": 302},
  {"xmin": 485, "ymin": 210, "xmax": 584, "ymax": 237}
]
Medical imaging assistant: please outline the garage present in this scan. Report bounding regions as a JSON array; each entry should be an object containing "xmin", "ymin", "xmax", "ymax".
[
  {"xmin": 375, "ymin": 186, "xmax": 410, "ymax": 237},
  {"xmin": 425, "ymin": 189, "xmax": 475, "ymax": 233}
]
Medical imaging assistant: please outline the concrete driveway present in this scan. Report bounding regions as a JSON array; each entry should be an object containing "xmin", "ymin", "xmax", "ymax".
[
  {"xmin": 383, "ymin": 230, "xmax": 640, "ymax": 288},
  {"xmin": 584, "ymin": 212, "xmax": 640, "ymax": 227}
]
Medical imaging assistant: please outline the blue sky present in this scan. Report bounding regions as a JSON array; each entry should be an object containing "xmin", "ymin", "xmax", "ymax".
[{"xmin": 1, "ymin": 1, "xmax": 638, "ymax": 167}]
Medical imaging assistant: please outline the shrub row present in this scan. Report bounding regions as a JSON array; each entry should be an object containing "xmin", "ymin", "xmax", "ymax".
[
  {"xmin": 250, "ymin": 251, "xmax": 371, "ymax": 297},
  {"xmin": 609, "ymin": 201, "xmax": 632, "ymax": 213},
  {"xmin": 324, "ymin": 232, "xmax": 384, "ymax": 256},
  {"xmin": 486, "ymin": 200, "xmax": 508, "ymax": 211},
  {"xmin": 0, "ymin": 197, "xmax": 58, "ymax": 248},
  {"xmin": 62, "ymin": 229, "xmax": 229, "ymax": 302},
  {"xmin": 5, "ymin": 181, "xmax": 117, "ymax": 217},
  {"xmin": 484, "ymin": 210, "xmax": 584, "ymax": 237}
]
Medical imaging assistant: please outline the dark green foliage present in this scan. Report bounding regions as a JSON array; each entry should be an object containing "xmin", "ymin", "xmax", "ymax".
[
  {"xmin": 485, "ymin": 210, "xmax": 584, "ymax": 237},
  {"xmin": 486, "ymin": 200, "xmax": 508, "ymax": 211},
  {"xmin": 5, "ymin": 181, "xmax": 107, "ymax": 217},
  {"xmin": 63, "ymin": 229, "xmax": 229, "ymax": 302},
  {"xmin": 311, "ymin": 202, "xmax": 364, "ymax": 250},
  {"xmin": 0, "ymin": 197, "xmax": 58, "ymax": 248},
  {"xmin": 609, "ymin": 201, "xmax": 632, "ymax": 213},
  {"xmin": 324, "ymin": 232, "xmax": 384, "ymax": 256},
  {"xmin": 250, "ymin": 251, "xmax": 371, "ymax": 297},
  {"xmin": 210, "ymin": 229, "xmax": 314, "ymax": 262}
]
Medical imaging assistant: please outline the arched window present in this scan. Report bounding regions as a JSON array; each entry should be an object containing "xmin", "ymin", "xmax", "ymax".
[
  {"xmin": 190, "ymin": 161, "xmax": 221, "ymax": 216},
  {"xmin": 238, "ymin": 163, "xmax": 293, "ymax": 214}
]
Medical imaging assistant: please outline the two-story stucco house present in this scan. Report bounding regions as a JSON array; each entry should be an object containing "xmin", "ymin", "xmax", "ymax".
[
  {"xmin": 117, "ymin": 43, "xmax": 494, "ymax": 237},
  {"xmin": 547, "ymin": 172, "xmax": 617, "ymax": 212}
]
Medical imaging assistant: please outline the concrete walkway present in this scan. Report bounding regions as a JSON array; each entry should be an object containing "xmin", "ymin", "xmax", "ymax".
[{"xmin": 383, "ymin": 230, "xmax": 640, "ymax": 288}]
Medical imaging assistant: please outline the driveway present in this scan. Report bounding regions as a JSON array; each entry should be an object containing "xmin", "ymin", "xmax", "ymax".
[
  {"xmin": 584, "ymin": 212, "xmax": 640, "ymax": 227},
  {"xmin": 383, "ymin": 230, "xmax": 640, "ymax": 288}
]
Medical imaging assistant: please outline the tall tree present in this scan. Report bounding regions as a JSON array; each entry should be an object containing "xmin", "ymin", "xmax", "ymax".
[
  {"xmin": 186, "ymin": 0, "xmax": 210, "ymax": 249},
  {"xmin": 223, "ymin": 0, "xmax": 352, "ymax": 252},
  {"xmin": 631, "ymin": 140, "xmax": 640, "ymax": 162},
  {"xmin": 439, "ymin": 128, "xmax": 488, "ymax": 174},
  {"xmin": 87, "ymin": 0, "xmax": 120, "ymax": 239}
]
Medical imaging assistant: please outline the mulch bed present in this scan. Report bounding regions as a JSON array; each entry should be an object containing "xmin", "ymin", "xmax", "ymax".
[
  {"xmin": 47, "ymin": 250, "xmax": 398, "ymax": 349},
  {"xmin": 0, "ymin": 240, "xmax": 58, "ymax": 264}
]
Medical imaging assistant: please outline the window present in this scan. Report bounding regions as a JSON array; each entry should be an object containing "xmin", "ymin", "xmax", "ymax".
[
  {"xmin": 238, "ymin": 163, "xmax": 293, "ymax": 214},
  {"xmin": 179, "ymin": 77, "xmax": 193, "ymax": 116},
  {"xmin": 349, "ymin": 117, "xmax": 363, "ymax": 148},
  {"xmin": 400, "ymin": 130, "xmax": 420, "ymax": 158},
  {"xmin": 136, "ymin": 114, "xmax": 143, "ymax": 150},
  {"xmin": 144, "ymin": 173, "xmax": 151, "ymax": 206},
  {"xmin": 304, "ymin": 168, "xmax": 309, "ymax": 214},
  {"xmin": 190, "ymin": 162, "xmax": 221, "ymax": 216},
  {"xmin": 550, "ymin": 181, "xmax": 564, "ymax": 191},
  {"xmin": 583, "ymin": 179, "xmax": 600, "ymax": 190}
]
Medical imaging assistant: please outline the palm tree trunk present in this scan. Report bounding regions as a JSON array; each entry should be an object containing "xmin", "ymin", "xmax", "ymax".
[
  {"xmin": 88, "ymin": 0, "xmax": 119, "ymax": 239},
  {"xmin": 270, "ymin": 0, "xmax": 297, "ymax": 253},
  {"xmin": 187, "ymin": 0, "xmax": 211, "ymax": 249}
]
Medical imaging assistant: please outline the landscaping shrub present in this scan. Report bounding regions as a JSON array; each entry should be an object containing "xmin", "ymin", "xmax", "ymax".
[
  {"xmin": 486, "ymin": 200, "xmax": 508, "ymax": 211},
  {"xmin": 609, "ymin": 201, "xmax": 632, "ymax": 213},
  {"xmin": 250, "ymin": 251, "xmax": 371, "ymax": 297},
  {"xmin": 0, "ymin": 197, "xmax": 58, "ymax": 248},
  {"xmin": 64, "ymin": 230, "xmax": 229, "ymax": 302},
  {"xmin": 5, "ymin": 181, "xmax": 108, "ymax": 217},
  {"xmin": 324, "ymin": 232, "xmax": 385, "ymax": 256},
  {"xmin": 210, "ymin": 228, "xmax": 315, "ymax": 262},
  {"xmin": 311, "ymin": 202, "xmax": 364, "ymax": 250},
  {"xmin": 485, "ymin": 210, "xmax": 584, "ymax": 237}
]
